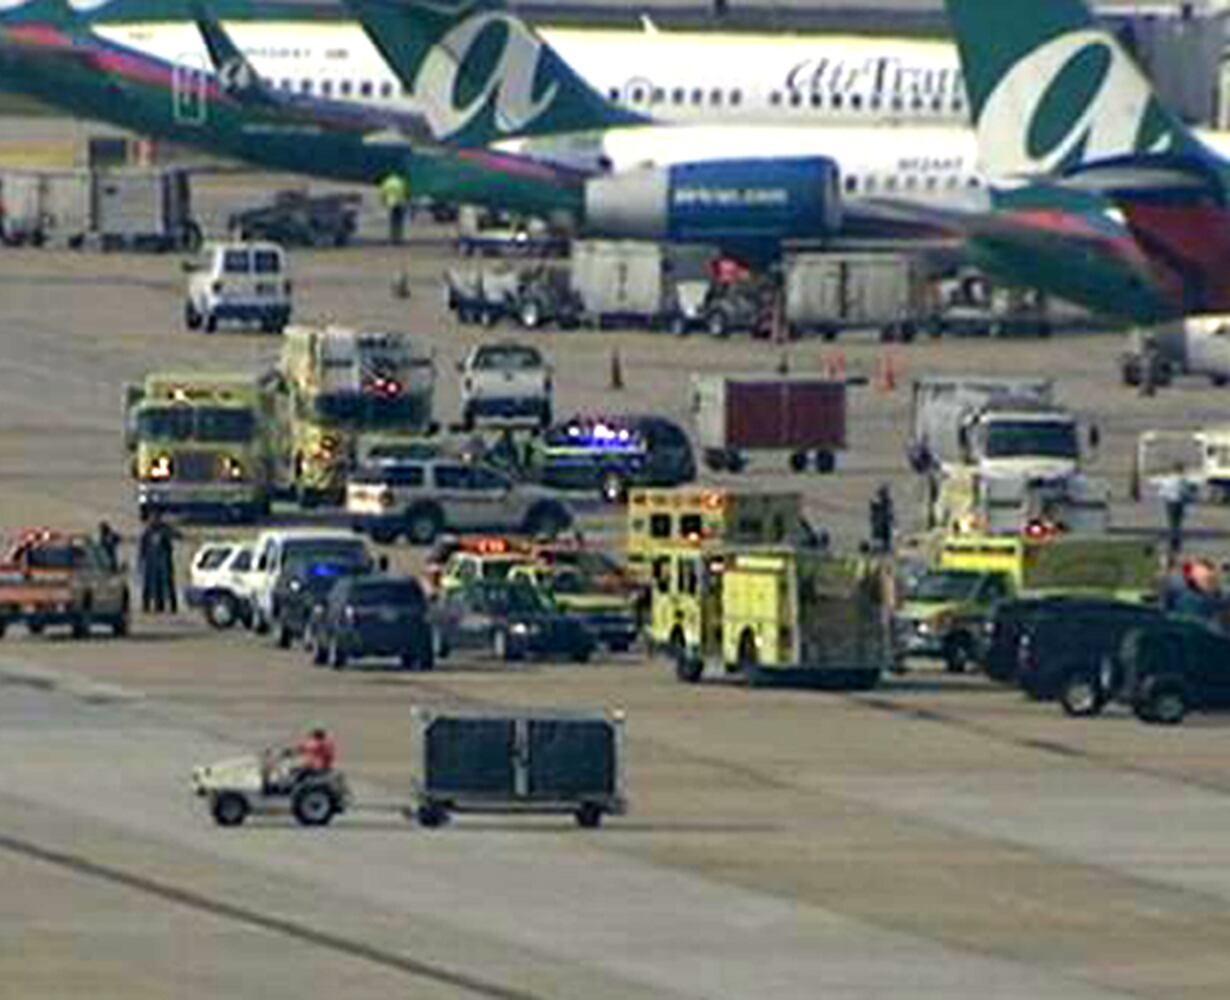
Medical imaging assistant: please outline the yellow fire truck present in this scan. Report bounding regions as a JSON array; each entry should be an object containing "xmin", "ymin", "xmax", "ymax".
[
  {"xmin": 281, "ymin": 325, "xmax": 435, "ymax": 506},
  {"xmin": 124, "ymin": 372, "xmax": 287, "ymax": 521}
]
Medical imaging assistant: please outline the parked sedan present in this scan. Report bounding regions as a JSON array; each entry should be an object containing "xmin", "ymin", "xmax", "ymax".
[
  {"xmin": 431, "ymin": 580, "xmax": 594, "ymax": 663},
  {"xmin": 308, "ymin": 576, "xmax": 433, "ymax": 671}
]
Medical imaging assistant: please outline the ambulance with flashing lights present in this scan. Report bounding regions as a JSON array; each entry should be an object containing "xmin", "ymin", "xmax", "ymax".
[
  {"xmin": 124, "ymin": 372, "xmax": 288, "ymax": 522},
  {"xmin": 633, "ymin": 488, "xmax": 813, "ymax": 670},
  {"xmin": 436, "ymin": 537, "xmax": 535, "ymax": 593},
  {"xmin": 893, "ymin": 527, "xmax": 1159, "ymax": 671}
]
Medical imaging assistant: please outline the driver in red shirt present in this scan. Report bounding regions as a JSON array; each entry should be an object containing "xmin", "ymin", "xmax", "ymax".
[{"xmin": 298, "ymin": 728, "xmax": 337, "ymax": 774}]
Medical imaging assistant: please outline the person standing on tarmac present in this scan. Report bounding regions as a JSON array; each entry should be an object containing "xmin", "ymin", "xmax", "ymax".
[
  {"xmin": 154, "ymin": 518, "xmax": 182, "ymax": 614},
  {"xmin": 1157, "ymin": 463, "xmax": 1196, "ymax": 556},
  {"xmin": 137, "ymin": 515, "xmax": 163, "ymax": 613},
  {"xmin": 97, "ymin": 520, "xmax": 121, "ymax": 572},
  {"xmin": 379, "ymin": 173, "xmax": 409, "ymax": 245}
]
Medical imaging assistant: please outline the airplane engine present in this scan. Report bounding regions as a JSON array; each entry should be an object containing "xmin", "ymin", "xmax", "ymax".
[{"xmin": 583, "ymin": 157, "xmax": 842, "ymax": 244}]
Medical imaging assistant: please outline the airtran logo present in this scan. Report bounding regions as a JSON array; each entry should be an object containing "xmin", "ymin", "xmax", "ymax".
[
  {"xmin": 979, "ymin": 28, "xmax": 1177, "ymax": 177},
  {"xmin": 416, "ymin": 10, "xmax": 558, "ymax": 139}
]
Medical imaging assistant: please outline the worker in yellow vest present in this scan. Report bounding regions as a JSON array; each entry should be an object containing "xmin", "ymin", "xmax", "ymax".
[{"xmin": 379, "ymin": 173, "xmax": 410, "ymax": 245}]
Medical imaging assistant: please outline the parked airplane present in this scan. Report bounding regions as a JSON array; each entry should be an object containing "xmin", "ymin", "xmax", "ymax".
[{"xmin": 78, "ymin": 0, "xmax": 971, "ymax": 128}]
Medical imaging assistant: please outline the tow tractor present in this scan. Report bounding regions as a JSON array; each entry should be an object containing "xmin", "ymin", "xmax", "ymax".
[{"xmin": 192, "ymin": 749, "xmax": 351, "ymax": 827}]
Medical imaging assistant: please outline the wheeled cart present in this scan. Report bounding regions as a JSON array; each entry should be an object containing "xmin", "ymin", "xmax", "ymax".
[{"xmin": 408, "ymin": 706, "xmax": 627, "ymax": 828}]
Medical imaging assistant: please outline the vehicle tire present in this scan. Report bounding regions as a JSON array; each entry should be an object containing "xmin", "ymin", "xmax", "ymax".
[
  {"xmin": 211, "ymin": 792, "xmax": 249, "ymax": 827},
  {"xmin": 202, "ymin": 591, "xmax": 235, "ymax": 628},
  {"xmin": 814, "ymin": 450, "xmax": 836, "ymax": 475},
  {"xmin": 1059, "ymin": 670, "xmax": 1105, "ymax": 718},
  {"xmin": 110, "ymin": 594, "xmax": 130, "ymax": 638},
  {"xmin": 292, "ymin": 784, "xmax": 338, "ymax": 827},
  {"xmin": 669, "ymin": 315, "xmax": 688, "ymax": 337},
  {"xmin": 461, "ymin": 406, "xmax": 476, "ymax": 432},
  {"xmin": 1213, "ymin": 374, "xmax": 1230, "ymax": 388},
  {"xmin": 204, "ymin": 313, "xmax": 218, "ymax": 334},
  {"xmin": 417, "ymin": 801, "xmax": 448, "ymax": 828},
  {"xmin": 608, "ymin": 639, "xmax": 632, "ymax": 654},
  {"xmin": 575, "ymin": 803, "xmax": 604, "ymax": 829},
  {"xmin": 572, "ymin": 642, "xmax": 592, "ymax": 664},
  {"xmin": 184, "ymin": 302, "xmax": 202, "ymax": 330},
  {"xmin": 405, "ymin": 505, "xmax": 444, "ymax": 546},
  {"xmin": 788, "ymin": 450, "xmax": 808, "ymax": 473},
  {"xmin": 24, "ymin": 621, "xmax": 40, "ymax": 636},
  {"xmin": 369, "ymin": 524, "xmax": 400, "ymax": 545},
  {"xmin": 943, "ymin": 632, "xmax": 973, "ymax": 673},
  {"xmin": 599, "ymin": 471, "xmax": 627, "ymax": 505},
  {"xmin": 524, "ymin": 502, "xmax": 569, "ymax": 539},
  {"xmin": 311, "ymin": 635, "xmax": 328, "ymax": 666},
  {"xmin": 415, "ymin": 633, "xmax": 435, "ymax": 672},
  {"xmin": 671, "ymin": 629, "xmax": 702, "ymax": 683},
  {"xmin": 725, "ymin": 450, "xmax": 747, "ymax": 474},
  {"xmin": 276, "ymin": 623, "xmax": 293, "ymax": 649},
  {"xmin": 71, "ymin": 612, "xmax": 90, "ymax": 640},
  {"xmin": 1136, "ymin": 677, "xmax": 1187, "ymax": 726},
  {"xmin": 329, "ymin": 640, "xmax": 347, "ymax": 670},
  {"xmin": 704, "ymin": 449, "xmax": 728, "ymax": 473},
  {"xmin": 539, "ymin": 402, "xmax": 553, "ymax": 431}
]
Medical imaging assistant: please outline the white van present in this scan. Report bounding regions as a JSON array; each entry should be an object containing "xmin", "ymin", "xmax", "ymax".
[{"xmin": 185, "ymin": 241, "xmax": 292, "ymax": 334}]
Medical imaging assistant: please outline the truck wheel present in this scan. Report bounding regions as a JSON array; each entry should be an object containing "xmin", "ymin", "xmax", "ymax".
[
  {"xmin": 211, "ymin": 792, "xmax": 249, "ymax": 827},
  {"xmin": 575, "ymin": 803, "xmax": 604, "ymax": 829},
  {"xmin": 1060, "ymin": 670, "xmax": 1105, "ymax": 718},
  {"xmin": 184, "ymin": 303, "xmax": 202, "ymax": 330},
  {"xmin": 0, "ymin": 621, "xmax": 7, "ymax": 639},
  {"xmin": 206, "ymin": 592, "xmax": 239, "ymax": 630},
  {"xmin": 704, "ymin": 449, "xmax": 728, "ymax": 473},
  {"xmin": 204, "ymin": 313, "xmax": 218, "ymax": 334},
  {"xmin": 1136, "ymin": 677, "xmax": 1187, "ymax": 725},
  {"xmin": 292, "ymin": 784, "xmax": 338, "ymax": 827},
  {"xmin": 725, "ymin": 450, "xmax": 747, "ymax": 473},
  {"xmin": 814, "ymin": 451, "xmax": 836, "ymax": 474},
  {"xmin": 276, "ymin": 623, "xmax": 293, "ymax": 649},
  {"xmin": 417, "ymin": 801, "xmax": 448, "ymax": 827},
  {"xmin": 23, "ymin": 621, "xmax": 38, "ymax": 636},
  {"xmin": 110, "ymin": 596, "xmax": 130, "ymax": 638},
  {"xmin": 788, "ymin": 451, "xmax": 808, "ymax": 473},
  {"xmin": 461, "ymin": 406, "xmax": 476, "ymax": 432},
  {"xmin": 405, "ymin": 506, "xmax": 443, "ymax": 546},
  {"xmin": 329, "ymin": 640, "xmax": 348, "ymax": 670},
  {"xmin": 943, "ymin": 633, "xmax": 973, "ymax": 673},
  {"xmin": 71, "ymin": 613, "xmax": 91, "ymax": 640}
]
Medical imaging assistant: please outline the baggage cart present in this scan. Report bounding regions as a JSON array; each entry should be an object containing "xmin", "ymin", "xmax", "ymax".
[
  {"xmin": 692, "ymin": 374, "xmax": 847, "ymax": 473},
  {"xmin": 409, "ymin": 706, "xmax": 627, "ymax": 828}
]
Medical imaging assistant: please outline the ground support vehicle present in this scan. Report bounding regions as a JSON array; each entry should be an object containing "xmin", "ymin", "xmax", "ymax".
[
  {"xmin": 431, "ymin": 580, "xmax": 595, "ymax": 663},
  {"xmin": 508, "ymin": 563, "xmax": 639, "ymax": 653},
  {"xmin": 783, "ymin": 251, "xmax": 929, "ymax": 341},
  {"xmin": 185, "ymin": 242, "xmax": 291, "ymax": 333},
  {"xmin": 933, "ymin": 464, "xmax": 1111, "ymax": 536},
  {"xmin": 281, "ymin": 325, "xmax": 436, "ymax": 505},
  {"xmin": 929, "ymin": 272, "xmax": 1052, "ymax": 338},
  {"xmin": 192, "ymin": 752, "xmax": 351, "ymax": 827},
  {"xmin": 409, "ymin": 706, "xmax": 625, "ymax": 828},
  {"xmin": 228, "ymin": 189, "xmax": 359, "ymax": 247},
  {"xmin": 346, "ymin": 459, "xmax": 573, "ymax": 546},
  {"xmin": 897, "ymin": 532, "xmax": 1159, "ymax": 670},
  {"xmin": 125, "ymin": 372, "xmax": 286, "ymax": 522},
  {"xmin": 1114, "ymin": 620, "xmax": 1230, "ymax": 725},
  {"xmin": 718, "ymin": 548, "xmax": 890, "ymax": 689},
  {"xmin": 0, "ymin": 530, "xmax": 129, "ymax": 639},
  {"xmin": 1120, "ymin": 317, "xmax": 1230, "ymax": 390},
  {"xmin": 248, "ymin": 530, "xmax": 374, "ymax": 633},
  {"xmin": 458, "ymin": 342, "xmax": 553, "ymax": 430},
  {"xmin": 456, "ymin": 206, "xmax": 569, "ymax": 258},
  {"xmin": 445, "ymin": 263, "xmax": 581, "ymax": 330},
  {"xmin": 570, "ymin": 239, "xmax": 714, "ymax": 331},
  {"xmin": 533, "ymin": 415, "xmax": 696, "ymax": 504},
  {"xmin": 1, "ymin": 167, "xmax": 198, "ymax": 250},
  {"xmin": 307, "ymin": 576, "xmax": 433, "ymax": 670},
  {"xmin": 186, "ymin": 541, "xmax": 257, "ymax": 629},
  {"xmin": 692, "ymin": 375, "xmax": 846, "ymax": 473},
  {"xmin": 1133, "ymin": 426, "xmax": 1230, "ymax": 504}
]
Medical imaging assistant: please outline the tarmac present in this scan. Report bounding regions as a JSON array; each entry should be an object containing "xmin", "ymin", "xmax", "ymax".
[{"xmin": 1, "ymin": 167, "xmax": 1230, "ymax": 999}]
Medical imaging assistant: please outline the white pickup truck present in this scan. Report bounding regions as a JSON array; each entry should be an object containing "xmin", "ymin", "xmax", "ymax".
[{"xmin": 458, "ymin": 342, "xmax": 553, "ymax": 431}]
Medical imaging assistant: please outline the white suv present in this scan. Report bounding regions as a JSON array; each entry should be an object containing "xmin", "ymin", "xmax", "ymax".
[
  {"xmin": 186, "ymin": 541, "xmax": 258, "ymax": 629},
  {"xmin": 185, "ymin": 241, "xmax": 291, "ymax": 334}
]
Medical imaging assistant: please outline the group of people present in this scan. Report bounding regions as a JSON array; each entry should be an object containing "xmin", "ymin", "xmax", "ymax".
[{"xmin": 98, "ymin": 515, "xmax": 181, "ymax": 614}]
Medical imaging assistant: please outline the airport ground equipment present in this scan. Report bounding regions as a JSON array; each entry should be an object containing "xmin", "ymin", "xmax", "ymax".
[
  {"xmin": 456, "ymin": 206, "xmax": 569, "ymax": 258},
  {"xmin": 192, "ymin": 752, "xmax": 351, "ymax": 827},
  {"xmin": 280, "ymin": 325, "xmax": 436, "ymax": 505},
  {"xmin": 185, "ymin": 241, "xmax": 291, "ymax": 333},
  {"xmin": 0, "ymin": 529, "xmax": 129, "ymax": 639},
  {"xmin": 0, "ymin": 167, "xmax": 198, "ymax": 250},
  {"xmin": 570, "ymin": 239, "xmax": 713, "ymax": 331},
  {"xmin": 408, "ymin": 706, "xmax": 626, "ymax": 828},
  {"xmin": 124, "ymin": 372, "xmax": 288, "ymax": 522},
  {"xmin": 1121, "ymin": 317, "xmax": 1230, "ymax": 389},
  {"xmin": 458, "ymin": 342, "xmax": 553, "ymax": 430},
  {"xmin": 783, "ymin": 251, "xmax": 929, "ymax": 341},
  {"xmin": 445, "ymin": 262, "xmax": 581, "ymax": 330},
  {"xmin": 185, "ymin": 540, "xmax": 257, "ymax": 629},
  {"xmin": 928, "ymin": 272, "xmax": 1052, "ymax": 338},
  {"xmin": 228, "ymin": 189, "xmax": 359, "ymax": 247},
  {"xmin": 895, "ymin": 532, "xmax": 1157, "ymax": 671},
  {"xmin": 691, "ymin": 374, "xmax": 846, "ymax": 473}
]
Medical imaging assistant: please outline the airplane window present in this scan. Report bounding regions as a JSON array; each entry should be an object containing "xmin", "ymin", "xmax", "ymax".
[
  {"xmin": 652, "ymin": 87, "xmax": 665, "ymax": 104},
  {"xmin": 864, "ymin": 176, "xmax": 877, "ymax": 192},
  {"xmin": 851, "ymin": 94, "xmax": 863, "ymax": 110},
  {"xmin": 608, "ymin": 88, "xmax": 620, "ymax": 102},
  {"xmin": 300, "ymin": 79, "xmax": 313, "ymax": 94},
  {"xmin": 844, "ymin": 175, "xmax": 857, "ymax": 193},
  {"xmin": 946, "ymin": 176, "xmax": 959, "ymax": 189},
  {"xmin": 925, "ymin": 176, "xmax": 938, "ymax": 191},
  {"xmin": 870, "ymin": 96, "xmax": 881, "ymax": 111},
  {"xmin": 672, "ymin": 87, "xmax": 685, "ymax": 104},
  {"xmin": 789, "ymin": 92, "xmax": 802, "ymax": 108},
  {"xmin": 360, "ymin": 81, "xmax": 373, "ymax": 98},
  {"xmin": 339, "ymin": 80, "xmax": 352, "ymax": 97},
  {"xmin": 710, "ymin": 88, "xmax": 723, "ymax": 106},
  {"xmin": 380, "ymin": 81, "xmax": 393, "ymax": 98},
  {"xmin": 967, "ymin": 177, "xmax": 981, "ymax": 188},
  {"xmin": 952, "ymin": 98, "xmax": 965, "ymax": 112},
  {"xmin": 911, "ymin": 96, "xmax": 923, "ymax": 110},
  {"xmin": 691, "ymin": 88, "xmax": 703, "ymax": 106},
  {"xmin": 769, "ymin": 91, "xmax": 781, "ymax": 107},
  {"xmin": 811, "ymin": 93, "xmax": 822, "ymax": 108},
  {"xmin": 832, "ymin": 94, "xmax": 844, "ymax": 109},
  {"xmin": 885, "ymin": 176, "xmax": 898, "ymax": 192},
  {"xmin": 280, "ymin": 79, "xmax": 292, "ymax": 92},
  {"xmin": 730, "ymin": 89, "xmax": 742, "ymax": 107},
  {"xmin": 321, "ymin": 80, "xmax": 333, "ymax": 96},
  {"xmin": 890, "ymin": 96, "xmax": 902, "ymax": 111},
  {"xmin": 931, "ymin": 97, "xmax": 943, "ymax": 112},
  {"xmin": 904, "ymin": 175, "xmax": 917, "ymax": 190},
  {"xmin": 631, "ymin": 87, "xmax": 645, "ymax": 103}
]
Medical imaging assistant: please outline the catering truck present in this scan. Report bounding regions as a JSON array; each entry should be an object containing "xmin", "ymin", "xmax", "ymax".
[
  {"xmin": 124, "ymin": 371, "xmax": 287, "ymax": 521},
  {"xmin": 280, "ymin": 325, "xmax": 436, "ymax": 506}
]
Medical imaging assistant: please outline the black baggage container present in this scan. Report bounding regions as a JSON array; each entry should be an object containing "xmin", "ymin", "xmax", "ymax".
[{"xmin": 409, "ymin": 706, "xmax": 626, "ymax": 828}]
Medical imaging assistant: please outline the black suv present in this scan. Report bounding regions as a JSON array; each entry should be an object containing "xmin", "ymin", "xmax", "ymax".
[
  {"xmin": 535, "ymin": 415, "xmax": 696, "ymax": 503},
  {"xmin": 1013, "ymin": 598, "xmax": 1165, "ymax": 710},
  {"xmin": 272, "ymin": 556, "xmax": 374, "ymax": 649},
  {"xmin": 1116, "ymin": 620, "xmax": 1230, "ymax": 725},
  {"xmin": 980, "ymin": 597, "xmax": 1069, "ymax": 683},
  {"xmin": 308, "ymin": 576, "xmax": 433, "ymax": 670}
]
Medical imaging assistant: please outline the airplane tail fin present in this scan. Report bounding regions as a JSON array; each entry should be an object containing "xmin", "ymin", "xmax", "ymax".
[
  {"xmin": 190, "ymin": 2, "xmax": 276, "ymax": 105},
  {"xmin": 340, "ymin": 0, "xmax": 645, "ymax": 146},
  {"xmin": 0, "ymin": 0, "xmax": 80, "ymax": 28},
  {"xmin": 943, "ymin": 0, "xmax": 1203, "ymax": 177}
]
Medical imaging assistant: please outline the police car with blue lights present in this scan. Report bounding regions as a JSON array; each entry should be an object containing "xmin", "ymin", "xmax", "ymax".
[{"xmin": 533, "ymin": 415, "xmax": 696, "ymax": 503}]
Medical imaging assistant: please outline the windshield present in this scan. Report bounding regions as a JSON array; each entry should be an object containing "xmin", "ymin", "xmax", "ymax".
[
  {"xmin": 982, "ymin": 421, "xmax": 1078, "ymax": 460},
  {"xmin": 910, "ymin": 571, "xmax": 984, "ymax": 602},
  {"xmin": 283, "ymin": 540, "xmax": 370, "ymax": 573},
  {"xmin": 479, "ymin": 582, "xmax": 552, "ymax": 615},
  {"xmin": 350, "ymin": 582, "xmax": 424, "ymax": 609},
  {"xmin": 137, "ymin": 407, "xmax": 254, "ymax": 443},
  {"xmin": 473, "ymin": 345, "xmax": 542, "ymax": 371},
  {"xmin": 312, "ymin": 393, "xmax": 418, "ymax": 429}
]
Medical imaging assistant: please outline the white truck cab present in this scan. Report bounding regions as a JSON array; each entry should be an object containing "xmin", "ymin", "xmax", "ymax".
[
  {"xmin": 185, "ymin": 241, "xmax": 292, "ymax": 334},
  {"xmin": 248, "ymin": 529, "xmax": 373, "ymax": 629},
  {"xmin": 458, "ymin": 341, "xmax": 553, "ymax": 430}
]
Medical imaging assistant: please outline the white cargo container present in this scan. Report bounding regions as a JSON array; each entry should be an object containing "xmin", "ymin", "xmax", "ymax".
[
  {"xmin": 784, "ymin": 251, "xmax": 929, "ymax": 341},
  {"xmin": 570, "ymin": 239, "xmax": 712, "ymax": 330},
  {"xmin": 0, "ymin": 169, "xmax": 90, "ymax": 246}
]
